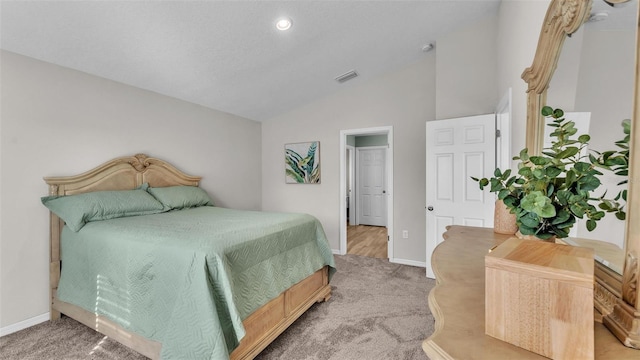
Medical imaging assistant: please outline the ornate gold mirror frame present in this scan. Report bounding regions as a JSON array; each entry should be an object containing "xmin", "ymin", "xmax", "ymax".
[{"xmin": 522, "ymin": 0, "xmax": 639, "ymax": 349}]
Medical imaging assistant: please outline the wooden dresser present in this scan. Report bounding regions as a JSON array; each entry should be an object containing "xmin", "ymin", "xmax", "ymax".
[{"xmin": 422, "ymin": 225, "xmax": 639, "ymax": 360}]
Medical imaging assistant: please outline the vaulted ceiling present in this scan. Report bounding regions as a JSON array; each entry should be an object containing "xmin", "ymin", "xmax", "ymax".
[
  {"xmin": 1, "ymin": 1, "xmax": 631, "ymax": 121},
  {"xmin": 1, "ymin": 1, "xmax": 503, "ymax": 121}
]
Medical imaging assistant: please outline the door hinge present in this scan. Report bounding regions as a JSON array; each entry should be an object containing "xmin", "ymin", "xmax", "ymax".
[
  {"xmin": 496, "ymin": 129, "xmax": 501, "ymax": 138},
  {"xmin": 387, "ymin": 235, "xmax": 390, "ymax": 242}
]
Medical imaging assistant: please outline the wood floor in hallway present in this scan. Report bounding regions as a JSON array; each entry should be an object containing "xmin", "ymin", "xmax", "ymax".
[{"xmin": 347, "ymin": 224, "xmax": 388, "ymax": 259}]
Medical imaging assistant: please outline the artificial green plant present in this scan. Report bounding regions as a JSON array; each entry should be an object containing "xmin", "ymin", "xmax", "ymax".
[
  {"xmin": 590, "ymin": 119, "xmax": 630, "ymax": 221},
  {"xmin": 473, "ymin": 106, "xmax": 606, "ymax": 239}
]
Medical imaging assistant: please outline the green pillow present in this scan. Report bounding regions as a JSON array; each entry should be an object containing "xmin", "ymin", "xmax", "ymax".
[
  {"xmin": 147, "ymin": 186, "xmax": 214, "ymax": 211},
  {"xmin": 41, "ymin": 188, "xmax": 164, "ymax": 232}
]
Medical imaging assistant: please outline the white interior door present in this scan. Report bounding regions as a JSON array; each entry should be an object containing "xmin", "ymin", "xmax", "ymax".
[
  {"xmin": 357, "ymin": 147, "xmax": 387, "ymax": 227},
  {"xmin": 426, "ymin": 114, "xmax": 495, "ymax": 278}
]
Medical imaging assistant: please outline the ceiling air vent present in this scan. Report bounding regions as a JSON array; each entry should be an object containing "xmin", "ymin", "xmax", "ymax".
[{"xmin": 335, "ymin": 70, "xmax": 359, "ymax": 83}]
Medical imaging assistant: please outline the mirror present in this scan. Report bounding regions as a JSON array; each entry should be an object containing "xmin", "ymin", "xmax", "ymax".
[
  {"xmin": 546, "ymin": 0, "xmax": 636, "ymax": 270},
  {"xmin": 523, "ymin": 0, "xmax": 640, "ymax": 349}
]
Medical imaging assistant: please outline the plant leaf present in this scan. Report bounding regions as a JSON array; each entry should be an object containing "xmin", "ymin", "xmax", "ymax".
[
  {"xmin": 545, "ymin": 167, "xmax": 562, "ymax": 178},
  {"xmin": 557, "ymin": 147, "xmax": 579, "ymax": 159},
  {"xmin": 553, "ymin": 108, "xmax": 564, "ymax": 118},
  {"xmin": 519, "ymin": 212, "xmax": 540, "ymax": 228}
]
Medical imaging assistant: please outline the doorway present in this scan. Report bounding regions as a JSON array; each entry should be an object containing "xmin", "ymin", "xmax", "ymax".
[
  {"xmin": 340, "ymin": 126, "xmax": 394, "ymax": 259},
  {"xmin": 425, "ymin": 90, "xmax": 512, "ymax": 278},
  {"xmin": 346, "ymin": 145, "xmax": 355, "ymax": 225}
]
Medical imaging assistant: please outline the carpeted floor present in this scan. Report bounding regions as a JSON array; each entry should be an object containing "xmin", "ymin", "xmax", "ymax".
[{"xmin": 0, "ymin": 254, "xmax": 435, "ymax": 360}]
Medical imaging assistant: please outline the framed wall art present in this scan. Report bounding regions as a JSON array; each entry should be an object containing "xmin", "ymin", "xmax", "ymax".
[{"xmin": 285, "ymin": 141, "xmax": 320, "ymax": 184}]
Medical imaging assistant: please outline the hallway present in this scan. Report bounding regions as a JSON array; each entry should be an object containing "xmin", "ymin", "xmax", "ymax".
[{"xmin": 346, "ymin": 224, "xmax": 387, "ymax": 259}]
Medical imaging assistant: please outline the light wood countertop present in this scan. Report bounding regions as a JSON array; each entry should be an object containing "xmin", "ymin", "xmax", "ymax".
[{"xmin": 422, "ymin": 225, "xmax": 639, "ymax": 360}]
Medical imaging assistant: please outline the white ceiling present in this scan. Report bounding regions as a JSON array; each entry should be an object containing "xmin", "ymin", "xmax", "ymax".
[
  {"xmin": 1, "ymin": 0, "xmax": 502, "ymax": 121},
  {"xmin": 1, "ymin": 1, "xmax": 634, "ymax": 121}
]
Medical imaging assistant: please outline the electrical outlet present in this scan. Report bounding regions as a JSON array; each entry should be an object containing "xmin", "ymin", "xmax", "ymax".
[{"xmin": 402, "ymin": 230, "xmax": 409, "ymax": 239}]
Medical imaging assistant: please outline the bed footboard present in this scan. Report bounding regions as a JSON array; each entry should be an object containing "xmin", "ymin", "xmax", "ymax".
[
  {"xmin": 51, "ymin": 266, "xmax": 330, "ymax": 360},
  {"xmin": 231, "ymin": 266, "xmax": 331, "ymax": 360}
]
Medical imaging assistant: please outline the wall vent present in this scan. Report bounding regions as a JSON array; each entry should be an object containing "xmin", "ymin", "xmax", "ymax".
[{"xmin": 335, "ymin": 70, "xmax": 359, "ymax": 83}]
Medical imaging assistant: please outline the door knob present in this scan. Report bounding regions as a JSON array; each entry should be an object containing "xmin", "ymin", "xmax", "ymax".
[{"xmin": 427, "ymin": 206, "xmax": 434, "ymax": 211}]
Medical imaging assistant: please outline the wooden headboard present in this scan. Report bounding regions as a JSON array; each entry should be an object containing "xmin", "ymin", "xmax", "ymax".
[
  {"xmin": 44, "ymin": 153, "xmax": 201, "ymax": 196},
  {"xmin": 44, "ymin": 153, "xmax": 201, "ymax": 319}
]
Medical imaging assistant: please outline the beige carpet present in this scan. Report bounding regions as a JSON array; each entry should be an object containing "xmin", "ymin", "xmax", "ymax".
[{"xmin": 1, "ymin": 255, "xmax": 435, "ymax": 360}]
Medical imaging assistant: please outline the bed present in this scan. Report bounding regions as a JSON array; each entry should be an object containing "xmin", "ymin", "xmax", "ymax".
[{"xmin": 43, "ymin": 153, "xmax": 335, "ymax": 359}]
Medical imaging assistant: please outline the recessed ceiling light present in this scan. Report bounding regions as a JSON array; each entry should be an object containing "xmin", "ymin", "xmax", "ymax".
[{"xmin": 276, "ymin": 17, "xmax": 293, "ymax": 31}]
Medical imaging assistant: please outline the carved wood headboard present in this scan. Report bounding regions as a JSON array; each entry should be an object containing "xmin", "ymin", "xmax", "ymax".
[{"xmin": 44, "ymin": 153, "xmax": 201, "ymax": 196}]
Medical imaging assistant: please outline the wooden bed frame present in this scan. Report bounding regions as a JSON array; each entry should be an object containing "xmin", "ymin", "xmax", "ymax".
[{"xmin": 44, "ymin": 153, "xmax": 331, "ymax": 360}]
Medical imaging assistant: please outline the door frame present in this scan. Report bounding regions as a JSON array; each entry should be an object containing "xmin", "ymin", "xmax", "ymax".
[
  {"xmin": 355, "ymin": 145, "xmax": 388, "ymax": 227},
  {"xmin": 346, "ymin": 145, "xmax": 355, "ymax": 225},
  {"xmin": 496, "ymin": 88, "xmax": 512, "ymax": 171},
  {"xmin": 339, "ymin": 126, "xmax": 394, "ymax": 258}
]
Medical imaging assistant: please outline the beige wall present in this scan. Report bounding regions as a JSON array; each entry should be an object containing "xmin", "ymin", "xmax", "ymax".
[
  {"xmin": 497, "ymin": 0, "xmax": 551, "ymax": 161},
  {"xmin": 262, "ymin": 55, "xmax": 436, "ymax": 263},
  {"xmin": 0, "ymin": 50, "xmax": 262, "ymax": 330},
  {"xmin": 546, "ymin": 27, "xmax": 585, "ymax": 111},
  {"xmin": 436, "ymin": 15, "xmax": 499, "ymax": 120}
]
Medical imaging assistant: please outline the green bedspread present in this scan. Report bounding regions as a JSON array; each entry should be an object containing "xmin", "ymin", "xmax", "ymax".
[{"xmin": 57, "ymin": 206, "xmax": 336, "ymax": 359}]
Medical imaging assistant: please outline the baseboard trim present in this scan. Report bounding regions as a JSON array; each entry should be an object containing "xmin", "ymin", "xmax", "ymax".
[
  {"xmin": 390, "ymin": 258, "xmax": 426, "ymax": 268},
  {"xmin": 0, "ymin": 313, "xmax": 49, "ymax": 337},
  {"xmin": 332, "ymin": 249, "xmax": 345, "ymax": 255}
]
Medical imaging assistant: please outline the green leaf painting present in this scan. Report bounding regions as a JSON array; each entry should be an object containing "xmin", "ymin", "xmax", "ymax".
[{"xmin": 285, "ymin": 141, "xmax": 321, "ymax": 184}]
